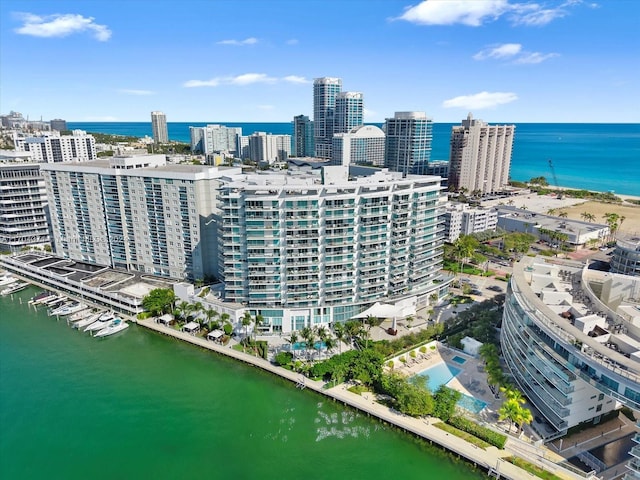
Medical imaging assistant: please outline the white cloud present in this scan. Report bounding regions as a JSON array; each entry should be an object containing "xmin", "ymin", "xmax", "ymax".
[
  {"xmin": 14, "ymin": 12, "xmax": 111, "ymax": 41},
  {"xmin": 397, "ymin": 0, "xmax": 510, "ymax": 26},
  {"xmin": 118, "ymin": 89, "xmax": 155, "ymax": 96},
  {"xmin": 514, "ymin": 52, "xmax": 559, "ymax": 64},
  {"xmin": 286, "ymin": 38, "xmax": 299, "ymax": 45},
  {"xmin": 216, "ymin": 37, "xmax": 258, "ymax": 46},
  {"xmin": 474, "ymin": 43, "xmax": 558, "ymax": 64},
  {"xmin": 184, "ymin": 73, "xmax": 305, "ymax": 88},
  {"xmin": 442, "ymin": 91, "xmax": 518, "ymax": 109},
  {"xmin": 283, "ymin": 75, "xmax": 310, "ymax": 84},
  {"xmin": 473, "ymin": 43, "xmax": 522, "ymax": 60},
  {"xmin": 397, "ymin": 0, "xmax": 584, "ymax": 27}
]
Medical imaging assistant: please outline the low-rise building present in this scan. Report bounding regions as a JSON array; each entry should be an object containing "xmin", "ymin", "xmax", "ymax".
[
  {"xmin": 13, "ymin": 130, "xmax": 96, "ymax": 163},
  {"xmin": 444, "ymin": 203, "xmax": 497, "ymax": 242}
]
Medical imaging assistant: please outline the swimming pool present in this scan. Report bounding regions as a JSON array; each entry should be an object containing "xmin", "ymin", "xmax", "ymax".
[
  {"xmin": 291, "ymin": 341, "xmax": 326, "ymax": 351},
  {"xmin": 415, "ymin": 362, "xmax": 487, "ymax": 414},
  {"xmin": 451, "ymin": 355, "xmax": 467, "ymax": 365},
  {"xmin": 457, "ymin": 393, "xmax": 487, "ymax": 414},
  {"xmin": 415, "ymin": 363, "xmax": 461, "ymax": 392}
]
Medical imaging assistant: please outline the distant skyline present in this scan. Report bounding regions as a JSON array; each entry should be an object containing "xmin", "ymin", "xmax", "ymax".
[{"xmin": 1, "ymin": 0, "xmax": 638, "ymax": 123}]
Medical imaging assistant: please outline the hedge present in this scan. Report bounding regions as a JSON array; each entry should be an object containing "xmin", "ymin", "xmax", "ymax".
[{"xmin": 447, "ymin": 416, "xmax": 507, "ymax": 449}]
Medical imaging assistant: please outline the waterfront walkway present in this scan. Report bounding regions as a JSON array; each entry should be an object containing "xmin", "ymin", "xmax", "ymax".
[{"xmin": 137, "ymin": 318, "xmax": 589, "ymax": 480}]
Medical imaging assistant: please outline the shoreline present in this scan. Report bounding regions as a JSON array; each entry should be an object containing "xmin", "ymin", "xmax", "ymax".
[{"xmin": 135, "ymin": 317, "xmax": 582, "ymax": 480}]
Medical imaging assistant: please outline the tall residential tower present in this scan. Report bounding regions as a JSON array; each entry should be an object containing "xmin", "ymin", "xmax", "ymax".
[
  {"xmin": 151, "ymin": 111, "xmax": 168, "ymax": 144},
  {"xmin": 292, "ymin": 115, "xmax": 314, "ymax": 157},
  {"xmin": 384, "ymin": 112, "xmax": 432, "ymax": 176},
  {"xmin": 313, "ymin": 77, "xmax": 342, "ymax": 159},
  {"xmin": 448, "ymin": 113, "xmax": 515, "ymax": 195}
]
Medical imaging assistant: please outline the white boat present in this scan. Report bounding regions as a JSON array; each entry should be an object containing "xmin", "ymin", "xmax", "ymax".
[
  {"xmin": 1, "ymin": 281, "xmax": 29, "ymax": 295},
  {"xmin": 74, "ymin": 311, "xmax": 105, "ymax": 329},
  {"xmin": 50, "ymin": 302, "xmax": 85, "ymax": 316},
  {"xmin": 83, "ymin": 311, "xmax": 115, "ymax": 332},
  {"xmin": 30, "ymin": 291, "xmax": 58, "ymax": 305},
  {"xmin": 43, "ymin": 295, "xmax": 66, "ymax": 306},
  {"xmin": 0, "ymin": 275, "xmax": 16, "ymax": 286},
  {"xmin": 68, "ymin": 308, "xmax": 92, "ymax": 323},
  {"xmin": 94, "ymin": 318, "xmax": 129, "ymax": 337}
]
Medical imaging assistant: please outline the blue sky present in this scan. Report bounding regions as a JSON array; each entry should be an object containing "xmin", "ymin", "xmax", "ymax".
[{"xmin": 1, "ymin": 0, "xmax": 638, "ymax": 123}]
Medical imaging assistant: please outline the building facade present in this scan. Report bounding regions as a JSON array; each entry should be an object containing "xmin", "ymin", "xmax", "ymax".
[
  {"xmin": 293, "ymin": 115, "xmax": 314, "ymax": 157},
  {"xmin": 448, "ymin": 113, "xmax": 515, "ymax": 195},
  {"xmin": 246, "ymin": 132, "xmax": 291, "ymax": 164},
  {"xmin": 331, "ymin": 125, "xmax": 385, "ymax": 167},
  {"xmin": 49, "ymin": 119, "xmax": 68, "ymax": 132},
  {"xmin": 151, "ymin": 111, "xmax": 168, "ymax": 144},
  {"xmin": 334, "ymin": 92, "xmax": 364, "ymax": 134},
  {"xmin": 443, "ymin": 204, "xmax": 497, "ymax": 243},
  {"xmin": 0, "ymin": 151, "xmax": 50, "ymax": 251},
  {"xmin": 41, "ymin": 155, "xmax": 235, "ymax": 280},
  {"xmin": 13, "ymin": 130, "xmax": 96, "ymax": 163},
  {"xmin": 384, "ymin": 112, "xmax": 433, "ymax": 176},
  {"xmin": 313, "ymin": 77, "xmax": 342, "ymax": 159},
  {"xmin": 502, "ymin": 256, "xmax": 640, "ymax": 441},
  {"xmin": 189, "ymin": 124, "xmax": 242, "ymax": 157},
  {"xmin": 217, "ymin": 166, "xmax": 450, "ymax": 332},
  {"xmin": 611, "ymin": 237, "xmax": 640, "ymax": 277}
]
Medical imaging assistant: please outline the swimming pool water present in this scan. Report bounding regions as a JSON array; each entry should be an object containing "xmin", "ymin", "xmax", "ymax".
[
  {"xmin": 291, "ymin": 341, "xmax": 326, "ymax": 351},
  {"xmin": 451, "ymin": 355, "xmax": 467, "ymax": 365},
  {"xmin": 415, "ymin": 362, "xmax": 487, "ymax": 414},
  {"xmin": 416, "ymin": 363, "xmax": 461, "ymax": 392}
]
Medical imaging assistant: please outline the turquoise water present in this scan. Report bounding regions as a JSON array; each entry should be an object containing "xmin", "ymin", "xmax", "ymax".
[
  {"xmin": 451, "ymin": 355, "xmax": 467, "ymax": 365},
  {"xmin": 415, "ymin": 362, "xmax": 486, "ymax": 414},
  {"xmin": 0, "ymin": 288, "xmax": 487, "ymax": 479},
  {"xmin": 417, "ymin": 363, "xmax": 462, "ymax": 392},
  {"xmin": 68, "ymin": 122, "xmax": 640, "ymax": 195},
  {"xmin": 291, "ymin": 341, "xmax": 326, "ymax": 351}
]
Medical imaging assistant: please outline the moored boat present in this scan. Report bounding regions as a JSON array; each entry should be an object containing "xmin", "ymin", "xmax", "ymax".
[
  {"xmin": 0, "ymin": 275, "xmax": 16, "ymax": 287},
  {"xmin": 68, "ymin": 308, "xmax": 92, "ymax": 323},
  {"xmin": 84, "ymin": 312, "xmax": 115, "ymax": 332},
  {"xmin": 73, "ymin": 311, "xmax": 105, "ymax": 329},
  {"xmin": 1, "ymin": 281, "xmax": 29, "ymax": 295},
  {"xmin": 29, "ymin": 291, "xmax": 58, "ymax": 305},
  {"xmin": 50, "ymin": 301, "xmax": 85, "ymax": 316},
  {"xmin": 94, "ymin": 318, "xmax": 129, "ymax": 337}
]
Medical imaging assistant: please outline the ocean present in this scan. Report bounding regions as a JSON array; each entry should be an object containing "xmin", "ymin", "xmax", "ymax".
[
  {"xmin": 68, "ymin": 122, "xmax": 640, "ymax": 196},
  {"xmin": 0, "ymin": 287, "xmax": 486, "ymax": 480}
]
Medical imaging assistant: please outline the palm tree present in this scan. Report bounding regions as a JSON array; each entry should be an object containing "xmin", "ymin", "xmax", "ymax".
[
  {"xmin": 286, "ymin": 331, "xmax": 299, "ymax": 358},
  {"xmin": 205, "ymin": 307, "xmax": 219, "ymax": 330},
  {"xmin": 453, "ymin": 235, "xmax": 477, "ymax": 275},
  {"xmin": 300, "ymin": 326, "xmax": 315, "ymax": 361},
  {"xmin": 498, "ymin": 399, "xmax": 521, "ymax": 434},
  {"xmin": 323, "ymin": 336, "xmax": 337, "ymax": 355},
  {"xmin": 333, "ymin": 322, "xmax": 346, "ymax": 354},
  {"xmin": 253, "ymin": 314, "xmax": 264, "ymax": 342},
  {"xmin": 315, "ymin": 325, "xmax": 328, "ymax": 358},
  {"xmin": 515, "ymin": 407, "xmax": 534, "ymax": 436},
  {"xmin": 558, "ymin": 210, "xmax": 568, "ymax": 218},
  {"xmin": 581, "ymin": 212, "xmax": 595, "ymax": 222},
  {"xmin": 603, "ymin": 212, "xmax": 620, "ymax": 241},
  {"xmin": 241, "ymin": 311, "xmax": 252, "ymax": 351}
]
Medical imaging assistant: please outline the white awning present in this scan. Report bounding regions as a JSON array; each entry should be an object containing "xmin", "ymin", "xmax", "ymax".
[
  {"xmin": 207, "ymin": 329, "xmax": 223, "ymax": 339},
  {"xmin": 352, "ymin": 302, "xmax": 403, "ymax": 320},
  {"xmin": 183, "ymin": 321, "xmax": 200, "ymax": 332}
]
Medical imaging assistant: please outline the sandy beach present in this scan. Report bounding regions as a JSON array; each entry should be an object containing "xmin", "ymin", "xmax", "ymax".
[{"xmin": 482, "ymin": 188, "xmax": 640, "ymax": 234}]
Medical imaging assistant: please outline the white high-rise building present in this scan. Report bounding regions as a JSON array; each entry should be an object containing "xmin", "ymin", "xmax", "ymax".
[
  {"xmin": 246, "ymin": 132, "xmax": 291, "ymax": 163},
  {"xmin": 189, "ymin": 124, "xmax": 242, "ymax": 156},
  {"xmin": 384, "ymin": 112, "xmax": 433, "ymax": 176},
  {"xmin": 218, "ymin": 166, "xmax": 450, "ymax": 331},
  {"xmin": 0, "ymin": 151, "xmax": 50, "ymax": 251},
  {"xmin": 443, "ymin": 204, "xmax": 497, "ymax": 242},
  {"xmin": 313, "ymin": 77, "xmax": 342, "ymax": 159},
  {"xmin": 151, "ymin": 111, "xmax": 168, "ymax": 144},
  {"xmin": 331, "ymin": 125, "xmax": 385, "ymax": 167},
  {"xmin": 449, "ymin": 113, "xmax": 515, "ymax": 195},
  {"xmin": 334, "ymin": 92, "xmax": 363, "ymax": 134},
  {"xmin": 41, "ymin": 155, "xmax": 236, "ymax": 280},
  {"xmin": 13, "ymin": 130, "xmax": 96, "ymax": 163}
]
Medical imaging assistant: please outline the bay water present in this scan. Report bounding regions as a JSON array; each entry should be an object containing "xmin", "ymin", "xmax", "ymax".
[
  {"xmin": 0, "ymin": 287, "xmax": 487, "ymax": 479},
  {"xmin": 68, "ymin": 121, "xmax": 640, "ymax": 196}
]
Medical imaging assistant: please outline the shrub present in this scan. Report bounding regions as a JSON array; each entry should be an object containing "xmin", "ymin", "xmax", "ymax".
[
  {"xmin": 274, "ymin": 351, "xmax": 293, "ymax": 366},
  {"xmin": 447, "ymin": 416, "xmax": 507, "ymax": 449},
  {"xmin": 419, "ymin": 346, "xmax": 427, "ymax": 354},
  {"xmin": 223, "ymin": 323, "xmax": 233, "ymax": 335},
  {"xmin": 387, "ymin": 360, "xmax": 394, "ymax": 368},
  {"xmin": 410, "ymin": 350, "xmax": 417, "ymax": 358}
]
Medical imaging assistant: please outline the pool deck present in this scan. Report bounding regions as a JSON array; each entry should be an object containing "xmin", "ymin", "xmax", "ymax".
[{"xmin": 394, "ymin": 346, "xmax": 503, "ymax": 423}]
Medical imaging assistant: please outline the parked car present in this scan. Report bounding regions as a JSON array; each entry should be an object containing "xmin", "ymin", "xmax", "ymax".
[
  {"xmin": 488, "ymin": 285, "xmax": 503, "ymax": 292},
  {"xmin": 471, "ymin": 289, "xmax": 483, "ymax": 295}
]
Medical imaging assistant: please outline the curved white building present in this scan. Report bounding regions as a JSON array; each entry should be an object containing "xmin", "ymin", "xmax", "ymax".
[
  {"xmin": 611, "ymin": 237, "xmax": 640, "ymax": 277},
  {"xmin": 502, "ymin": 256, "xmax": 640, "ymax": 439}
]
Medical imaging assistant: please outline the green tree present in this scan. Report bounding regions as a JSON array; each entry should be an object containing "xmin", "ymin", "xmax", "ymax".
[
  {"xmin": 142, "ymin": 288, "xmax": 176, "ymax": 316},
  {"xmin": 300, "ymin": 326, "xmax": 316, "ymax": 361},
  {"xmin": 498, "ymin": 399, "xmax": 521, "ymax": 433},
  {"xmin": 453, "ymin": 235, "xmax": 479, "ymax": 274},
  {"xmin": 241, "ymin": 311, "xmax": 252, "ymax": 351},
  {"xmin": 432, "ymin": 386, "xmax": 462, "ymax": 422},
  {"xmin": 333, "ymin": 322, "xmax": 346, "ymax": 354},
  {"xmin": 205, "ymin": 307, "xmax": 219, "ymax": 330}
]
